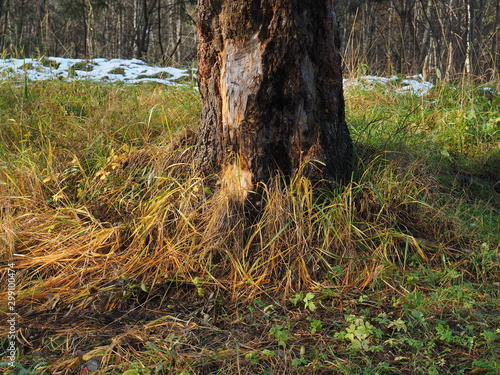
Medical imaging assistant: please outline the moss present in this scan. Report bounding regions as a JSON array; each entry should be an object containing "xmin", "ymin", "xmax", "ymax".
[
  {"xmin": 108, "ymin": 67, "xmax": 126, "ymax": 75},
  {"xmin": 41, "ymin": 58, "xmax": 61, "ymax": 69},
  {"xmin": 136, "ymin": 71, "xmax": 172, "ymax": 80}
]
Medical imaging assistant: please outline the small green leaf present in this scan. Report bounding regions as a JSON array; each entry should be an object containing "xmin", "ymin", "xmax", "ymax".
[
  {"xmin": 290, "ymin": 292, "xmax": 303, "ymax": 306},
  {"xmin": 244, "ymin": 352, "xmax": 260, "ymax": 364},
  {"xmin": 292, "ymin": 356, "xmax": 308, "ymax": 367},
  {"xmin": 122, "ymin": 370, "xmax": 141, "ymax": 375},
  {"xmin": 261, "ymin": 349, "xmax": 276, "ymax": 356},
  {"xmin": 309, "ymin": 319, "xmax": 323, "ymax": 334},
  {"xmin": 388, "ymin": 318, "xmax": 407, "ymax": 332},
  {"xmin": 303, "ymin": 292, "xmax": 316, "ymax": 311}
]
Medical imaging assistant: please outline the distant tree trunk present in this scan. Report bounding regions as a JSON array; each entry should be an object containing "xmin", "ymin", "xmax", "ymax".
[
  {"xmin": 464, "ymin": 0, "xmax": 473, "ymax": 76},
  {"xmin": 134, "ymin": 0, "xmax": 157, "ymax": 59},
  {"xmin": 195, "ymin": 1, "xmax": 353, "ymax": 201},
  {"xmin": 84, "ymin": 0, "xmax": 95, "ymax": 58},
  {"xmin": 0, "ymin": 0, "xmax": 10, "ymax": 51},
  {"xmin": 157, "ymin": 0, "xmax": 165, "ymax": 60},
  {"xmin": 493, "ymin": 0, "xmax": 500, "ymax": 77},
  {"xmin": 417, "ymin": 0, "xmax": 434, "ymax": 73}
]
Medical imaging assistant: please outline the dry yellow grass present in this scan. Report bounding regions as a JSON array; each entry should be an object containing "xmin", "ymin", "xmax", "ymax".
[
  {"xmin": 0, "ymin": 78, "xmax": 498, "ymax": 374},
  {"xmin": 1, "ymin": 136, "xmax": 457, "ymax": 315}
]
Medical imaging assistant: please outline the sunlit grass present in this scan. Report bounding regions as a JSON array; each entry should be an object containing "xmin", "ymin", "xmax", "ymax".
[{"xmin": 0, "ymin": 76, "xmax": 498, "ymax": 374}]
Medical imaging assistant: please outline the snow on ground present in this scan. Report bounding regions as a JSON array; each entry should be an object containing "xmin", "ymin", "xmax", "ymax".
[
  {"xmin": 343, "ymin": 74, "xmax": 434, "ymax": 96},
  {"xmin": 0, "ymin": 57, "xmax": 434, "ymax": 95},
  {"xmin": 0, "ymin": 57, "xmax": 195, "ymax": 86}
]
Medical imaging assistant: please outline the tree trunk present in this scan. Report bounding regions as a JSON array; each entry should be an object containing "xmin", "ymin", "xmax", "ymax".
[
  {"xmin": 492, "ymin": 0, "xmax": 500, "ymax": 77},
  {"xmin": 464, "ymin": 0, "xmax": 473, "ymax": 76},
  {"xmin": 195, "ymin": 0, "xmax": 353, "ymax": 201},
  {"xmin": 84, "ymin": 0, "xmax": 95, "ymax": 58}
]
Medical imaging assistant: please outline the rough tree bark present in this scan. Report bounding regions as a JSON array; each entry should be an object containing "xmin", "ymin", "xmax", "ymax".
[{"xmin": 195, "ymin": 0, "xmax": 353, "ymax": 201}]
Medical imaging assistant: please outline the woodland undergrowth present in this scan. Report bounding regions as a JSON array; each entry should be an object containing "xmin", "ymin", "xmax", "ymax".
[{"xmin": 0, "ymin": 76, "xmax": 498, "ymax": 374}]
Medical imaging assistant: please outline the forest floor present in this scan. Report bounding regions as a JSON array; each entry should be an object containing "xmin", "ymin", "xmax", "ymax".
[{"xmin": 0, "ymin": 63, "xmax": 499, "ymax": 374}]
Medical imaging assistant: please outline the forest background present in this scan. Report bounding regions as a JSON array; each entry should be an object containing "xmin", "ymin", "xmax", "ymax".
[{"xmin": 1, "ymin": 0, "xmax": 499, "ymax": 80}]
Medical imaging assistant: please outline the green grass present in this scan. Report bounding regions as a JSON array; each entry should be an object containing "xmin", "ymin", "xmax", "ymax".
[{"xmin": 0, "ymin": 76, "xmax": 499, "ymax": 374}]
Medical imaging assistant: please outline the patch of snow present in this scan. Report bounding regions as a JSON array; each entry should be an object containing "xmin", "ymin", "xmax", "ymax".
[
  {"xmin": 478, "ymin": 86, "xmax": 500, "ymax": 96},
  {"xmin": 0, "ymin": 57, "xmax": 195, "ymax": 86},
  {"xmin": 343, "ymin": 74, "xmax": 434, "ymax": 96}
]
